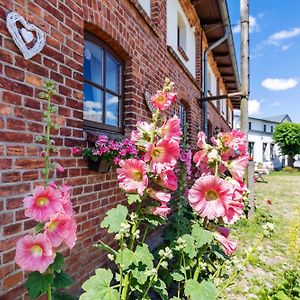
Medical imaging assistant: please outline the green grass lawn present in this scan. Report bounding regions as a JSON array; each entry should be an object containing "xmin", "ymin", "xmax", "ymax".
[{"xmin": 223, "ymin": 174, "xmax": 300, "ymax": 300}]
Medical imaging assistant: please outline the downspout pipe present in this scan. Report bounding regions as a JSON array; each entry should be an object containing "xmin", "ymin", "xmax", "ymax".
[{"xmin": 203, "ymin": 25, "xmax": 230, "ymax": 138}]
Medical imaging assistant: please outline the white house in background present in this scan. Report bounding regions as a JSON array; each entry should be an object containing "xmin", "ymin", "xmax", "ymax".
[{"xmin": 234, "ymin": 114, "xmax": 292, "ymax": 169}]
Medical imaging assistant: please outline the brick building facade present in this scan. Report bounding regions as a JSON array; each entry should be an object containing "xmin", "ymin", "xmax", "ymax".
[{"xmin": 0, "ymin": 0, "xmax": 239, "ymax": 298}]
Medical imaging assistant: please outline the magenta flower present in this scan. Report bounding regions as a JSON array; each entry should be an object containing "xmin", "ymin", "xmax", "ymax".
[
  {"xmin": 145, "ymin": 138, "xmax": 180, "ymax": 173},
  {"xmin": 45, "ymin": 213, "xmax": 77, "ymax": 249},
  {"xmin": 24, "ymin": 186, "xmax": 63, "ymax": 222},
  {"xmin": 56, "ymin": 163, "xmax": 65, "ymax": 173},
  {"xmin": 151, "ymin": 91, "xmax": 176, "ymax": 111},
  {"xmin": 152, "ymin": 204, "xmax": 170, "ymax": 218},
  {"xmin": 188, "ymin": 175, "xmax": 233, "ymax": 220},
  {"xmin": 159, "ymin": 115, "xmax": 182, "ymax": 142},
  {"xmin": 117, "ymin": 159, "xmax": 148, "ymax": 195},
  {"xmin": 214, "ymin": 227, "xmax": 237, "ymax": 255},
  {"xmin": 15, "ymin": 233, "xmax": 55, "ymax": 273}
]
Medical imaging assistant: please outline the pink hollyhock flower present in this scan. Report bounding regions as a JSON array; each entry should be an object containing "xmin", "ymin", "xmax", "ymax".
[
  {"xmin": 151, "ymin": 91, "xmax": 176, "ymax": 111},
  {"xmin": 15, "ymin": 233, "xmax": 55, "ymax": 273},
  {"xmin": 223, "ymin": 200, "xmax": 244, "ymax": 224},
  {"xmin": 159, "ymin": 115, "xmax": 182, "ymax": 142},
  {"xmin": 158, "ymin": 169, "xmax": 177, "ymax": 191},
  {"xmin": 145, "ymin": 139, "xmax": 179, "ymax": 173},
  {"xmin": 152, "ymin": 204, "xmax": 170, "ymax": 218},
  {"xmin": 60, "ymin": 184, "xmax": 74, "ymax": 217},
  {"xmin": 148, "ymin": 189, "xmax": 171, "ymax": 204},
  {"xmin": 131, "ymin": 121, "xmax": 153, "ymax": 143},
  {"xmin": 40, "ymin": 151, "xmax": 46, "ymax": 157},
  {"xmin": 24, "ymin": 186, "xmax": 63, "ymax": 222},
  {"xmin": 193, "ymin": 149, "xmax": 209, "ymax": 171},
  {"xmin": 45, "ymin": 213, "xmax": 77, "ymax": 249},
  {"xmin": 188, "ymin": 175, "xmax": 233, "ymax": 220},
  {"xmin": 56, "ymin": 163, "xmax": 65, "ymax": 173},
  {"xmin": 71, "ymin": 147, "xmax": 82, "ymax": 156},
  {"xmin": 197, "ymin": 132, "xmax": 207, "ymax": 148},
  {"xmin": 117, "ymin": 159, "xmax": 148, "ymax": 195},
  {"xmin": 214, "ymin": 227, "xmax": 237, "ymax": 255},
  {"xmin": 226, "ymin": 155, "xmax": 249, "ymax": 180}
]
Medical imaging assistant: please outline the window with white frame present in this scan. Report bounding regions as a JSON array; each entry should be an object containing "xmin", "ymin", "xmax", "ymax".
[
  {"xmin": 228, "ymin": 107, "xmax": 233, "ymax": 126},
  {"xmin": 138, "ymin": 0, "xmax": 151, "ymax": 15},
  {"xmin": 166, "ymin": 0, "xmax": 196, "ymax": 76}
]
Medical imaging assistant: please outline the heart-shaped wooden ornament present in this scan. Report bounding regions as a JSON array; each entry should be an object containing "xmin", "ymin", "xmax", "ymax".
[{"xmin": 6, "ymin": 12, "xmax": 46, "ymax": 60}]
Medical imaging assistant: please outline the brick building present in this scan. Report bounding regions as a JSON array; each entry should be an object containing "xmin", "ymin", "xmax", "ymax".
[{"xmin": 0, "ymin": 0, "xmax": 240, "ymax": 298}]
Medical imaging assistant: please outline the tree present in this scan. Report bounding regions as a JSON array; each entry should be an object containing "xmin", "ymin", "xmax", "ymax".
[{"xmin": 273, "ymin": 122, "xmax": 300, "ymax": 167}]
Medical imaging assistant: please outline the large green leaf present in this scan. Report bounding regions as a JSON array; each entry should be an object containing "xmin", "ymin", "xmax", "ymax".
[
  {"xmin": 181, "ymin": 234, "xmax": 197, "ymax": 258},
  {"xmin": 100, "ymin": 205, "xmax": 128, "ymax": 233},
  {"xmin": 191, "ymin": 223, "xmax": 213, "ymax": 248},
  {"xmin": 153, "ymin": 279, "xmax": 168, "ymax": 300},
  {"xmin": 127, "ymin": 194, "xmax": 141, "ymax": 204},
  {"xmin": 185, "ymin": 279, "xmax": 218, "ymax": 300},
  {"xmin": 53, "ymin": 271, "xmax": 73, "ymax": 289},
  {"xmin": 80, "ymin": 269, "xmax": 118, "ymax": 300},
  {"xmin": 171, "ymin": 272, "xmax": 185, "ymax": 282},
  {"xmin": 49, "ymin": 253, "xmax": 64, "ymax": 273},
  {"xmin": 25, "ymin": 271, "xmax": 53, "ymax": 299}
]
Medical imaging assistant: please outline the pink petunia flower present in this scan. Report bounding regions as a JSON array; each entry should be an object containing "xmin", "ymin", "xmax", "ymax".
[
  {"xmin": 148, "ymin": 189, "xmax": 171, "ymax": 204},
  {"xmin": 151, "ymin": 91, "xmax": 176, "ymax": 111},
  {"xmin": 15, "ymin": 233, "xmax": 55, "ymax": 273},
  {"xmin": 159, "ymin": 115, "xmax": 182, "ymax": 142},
  {"xmin": 144, "ymin": 138, "xmax": 179, "ymax": 173},
  {"xmin": 188, "ymin": 175, "xmax": 233, "ymax": 220},
  {"xmin": 214, "ymin": 227, "xmax": 237, "ymax": 255},
  {"xmin": 117, "ymin": 159, "xmax": 148, "ymax": 195},
  {"xmin": 158, "ymin": 169, "xmax": 178, "ymax": 191},
  {"xmin": 71, "ymin": 147, "xmax": 82, "ymax": 156},
  {"xmin": 152, "ymin": 204, "xmax": 170, "ymax": 218},
  {"xmin": 45, "ymin": 213, "xmax": 77, "ymax": 249},
  {"xmin": 24, "ymin": 186, "xmax": 63, "ymax": 222}
]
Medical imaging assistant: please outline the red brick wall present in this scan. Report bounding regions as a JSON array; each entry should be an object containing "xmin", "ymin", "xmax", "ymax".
[{"xmin": 0, "ymin": 1, "xmax": 230, "ymax": 298}]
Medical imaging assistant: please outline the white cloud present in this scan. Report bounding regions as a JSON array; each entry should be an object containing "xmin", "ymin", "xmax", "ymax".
[
  {"xmin": 232, "ymin": 16, "xmax": 259, "ymax": 34},
  {"xmin": 261, "ymin": 78, "xmax": 298, "ymax": 91},
  {"xmin": 107, "ymin": 96, "xmax": 118, "ymax": 105},
  {"xmin": 270, "ymin": 101, "xmax": 281, "ymax": 107},
  {"xmin": 248, "ymin": 99, "xmax": 261, "ymax": 116},
  {"xmin": 84, "ymin": 100, "xmax": 102, "ymax": 110},
  {"xmin": 281, "ymin": 44, "xmax": 292, "ymax": 51},
  {"xmin": 268, "ymin": 28, "xmax": 300, "ymax": 43},
  {"xmin": 106, "ymin": 111, "xmax": 117, "ymax": 120}
]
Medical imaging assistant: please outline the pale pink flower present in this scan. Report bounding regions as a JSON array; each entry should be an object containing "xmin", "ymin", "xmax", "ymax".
[
  {"xmin": 158, "ymin": 169, "xmax": 177, "ymax": 191},
  {"xmin": 188, "ymin": 175, "xmax": 233, "ymax": 220},
  {"xmin": 24, "ymin": 186, "xmax": 63, "ymax": 222},
  {"xmin": 197, "ymin": 132, "xmax": 207, "ymax": 148},
  {"xmin": 214, "ymin": 227, "xmax": 237, "ymax": 255},
  {"xmin": 131, "ymin": 121, "xmax": 153, "ymax": 143},
  {"xmin": 151, "ymin": 91, "xmax": 176, "ymax": 111},
  {"xmin": 45, "ymin": 213, "xmax": 77, "ymax": 249},
  {"xmin": 152, "ymin": 204, "xmax": 170, "ymax": 218},
  {"xmin": 226, "ymin": 155, "xmax": 249, "ymax": 180},
  {"xmin": 60, "ymin": 185, "xmax": 74, "ymax": 217},
  {"xmin": 148, "ymin": 189, "xmax": 171, "ymax": 204},
  {"xmin": 159, "ymin": 115, "xmax": 182, "ymax": 142},
  {"xmin": 144, "ymin": 138, "xmax": 179, "ymax": 173},
  {"xmin": 223, "ymin": 200, "xmax": 244, "ymax": 224},
  {"xmin": 56, "ymin": 163, "xmax": 65, "ymax": 173},
  {"xmin": 117, "ymin": 159, "xmax": 148, "ymax": 195},
  {"xmin": 15, "ymin": 233, "xmax": 55, "ymax": 273}
]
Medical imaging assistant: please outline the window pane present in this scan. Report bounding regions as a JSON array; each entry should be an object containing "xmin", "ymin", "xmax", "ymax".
[
  {"xmin": 105, "ymin": 93, "xmax": 119, "ymax": 126},
  {"xmin": 83, "ymin": 82, "xmax": 103, "ymax": 123},
  {"xmin": 106, "ymin": 53, "xmax": 119, "ymax": 93},
  {"xmin": 84, "ymin": 40, "xmax": 102, "ymax": 85}
]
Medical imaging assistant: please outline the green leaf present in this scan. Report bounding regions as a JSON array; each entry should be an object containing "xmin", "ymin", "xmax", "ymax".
[
  {"xmin": 116, "ymin": 244, "xmax": 154, "ymax": 270},
  {"xmin": 95, "ymin": 240, "xmax": 117, "ymax": 256},
  {"xmin": 100, "ymin": 205, "xmax": 128, "ymax": 233},
  {"xmin": 127, "ymin": 194, "xmax": 141, "ymax": 204},
  {"xmin": 80, "ymin": 288, "xmax": 119, "ymax": 300},
  {"xmin": 191, "ymin": 223, "xmax": 213, "ymax": 248},
  {"xmin": 181, "ymin": 234, "xmax": 197, "ymax": 258},
  {"xmin": 82, "ymin": 268, "xmax": 113, "ymax": 292},
  {"xmin": 35, "ymin": 222, "xmax": 45, "ymax": 234},
  {"xmin": 143, "ymin": 214, "xmax": 166, "ymax": 227},
  {"xmin": 185, "ymin": 279, "xmax": 218, "ymax": 300},
  {"xmin": 171, "ymin": 272, "xmax": 185, "ymax": 282},
  {"xmin": 131, "ymin": 266, "xmax": 149, "ymax": 285},
  {"xmin": 170, "ymin": 298, "xmax": 181, "ymax": 300},
  {"xmin": 49, "ymin": 253, "xmax": 64, "ymax": 273},
  {"xmin": 25, "ymin": 272, "xmax": 53, "ymax": 299},
  {"xmin": 53, "ymin": 271, "xmax": 73, "ymax": 289},
  {"xmin": 153, "ymin": 279, "xmax": 168, "ymax": 300},
  {"xmin": 52, "ymin": 291, "xmax": 78, "ymax": 300}
]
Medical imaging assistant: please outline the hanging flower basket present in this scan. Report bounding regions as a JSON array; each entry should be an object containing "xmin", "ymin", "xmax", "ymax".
[{"xmin": 88, "ymin": 158, "xmax": 100, "ymax": 172}]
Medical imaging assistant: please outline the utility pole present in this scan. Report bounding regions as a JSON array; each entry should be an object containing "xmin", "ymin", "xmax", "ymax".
[
  {"xmin": 240, "ymin": 0, "xmax": 255, "ymax": 218},
  {"xmin": 240, "ymin": 0, "xmax": 249, "ymax": 135}
]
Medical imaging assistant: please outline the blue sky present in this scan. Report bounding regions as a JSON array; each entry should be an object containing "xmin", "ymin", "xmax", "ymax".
[{"xmin": 227, "ymin": 0, "xmax": 300, "ymax": 122}]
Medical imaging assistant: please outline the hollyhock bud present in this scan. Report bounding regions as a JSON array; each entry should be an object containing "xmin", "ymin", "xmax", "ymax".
[{"xmin": 56, "ymin": 163, "xmax": 65, "ymax": 173}]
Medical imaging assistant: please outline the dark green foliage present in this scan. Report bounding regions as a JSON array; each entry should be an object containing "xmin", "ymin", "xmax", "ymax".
[{"xmin": 25, "ymin": 272, "xmax": 53, "ymax": 299}]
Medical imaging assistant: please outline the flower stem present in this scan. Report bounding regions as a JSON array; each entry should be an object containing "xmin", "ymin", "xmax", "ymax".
[
  {"xmin": 47, "ymin": 284, "xmax": 51, "ymax": 300},
  {"xmin": 217, "ymin": 234, "xmax": 264, "ymax": 297},
  {"xmin": 150, "ymin": 109, "xmax": 160, "ymax": 143},
  {"xmin": 44, "ymin": 93, "xmax": 52, "ymax": 185}
]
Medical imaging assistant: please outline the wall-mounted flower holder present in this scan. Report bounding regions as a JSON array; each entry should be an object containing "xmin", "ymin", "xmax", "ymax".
[{"xmin": 88, "ymin": 158, "xmax": 113, "ymax": 173}]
